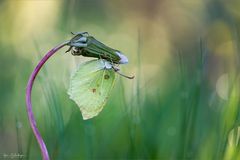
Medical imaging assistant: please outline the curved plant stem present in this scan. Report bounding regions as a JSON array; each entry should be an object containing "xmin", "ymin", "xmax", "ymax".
[{"xmin": 26, "ymin": 41, "xmax": 69, "ymax": 160}]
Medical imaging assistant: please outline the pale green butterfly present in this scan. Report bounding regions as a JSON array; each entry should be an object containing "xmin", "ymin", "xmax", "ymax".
[{"xmin": 68, "ymin": 59, "xmax": 133, "ymax": 120}]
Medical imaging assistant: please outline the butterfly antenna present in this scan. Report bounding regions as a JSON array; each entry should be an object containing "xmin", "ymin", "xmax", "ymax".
[{"xmin": 115, "ymin": 70, "xmax": 134, "ymax": 79}]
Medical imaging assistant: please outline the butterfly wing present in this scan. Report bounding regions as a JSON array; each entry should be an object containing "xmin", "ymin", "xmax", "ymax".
[{"xmin": 68, "ymin": 59, "xmax": 116, "ymax": 120}]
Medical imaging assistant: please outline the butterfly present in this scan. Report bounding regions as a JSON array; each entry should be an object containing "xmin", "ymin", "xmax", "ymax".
[{"xmin": 67, "ymin": 32, "xmax": 134, "ymax": 120}]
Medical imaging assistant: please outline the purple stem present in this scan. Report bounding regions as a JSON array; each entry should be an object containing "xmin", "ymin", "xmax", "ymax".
[{"xmin": 26, "ymin": 41, "xmax": 69, "ymax": 160}]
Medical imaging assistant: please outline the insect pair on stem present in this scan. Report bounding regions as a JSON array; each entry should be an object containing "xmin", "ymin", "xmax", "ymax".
[{"xmin": 26, "ymin": 32, "xmax": 133, "ymax": 160}]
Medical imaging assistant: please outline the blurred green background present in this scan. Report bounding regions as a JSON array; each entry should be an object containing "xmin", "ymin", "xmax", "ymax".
[{"xmin": 1, "ymin": 0, "xmax": 240, "ymax": 159}]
